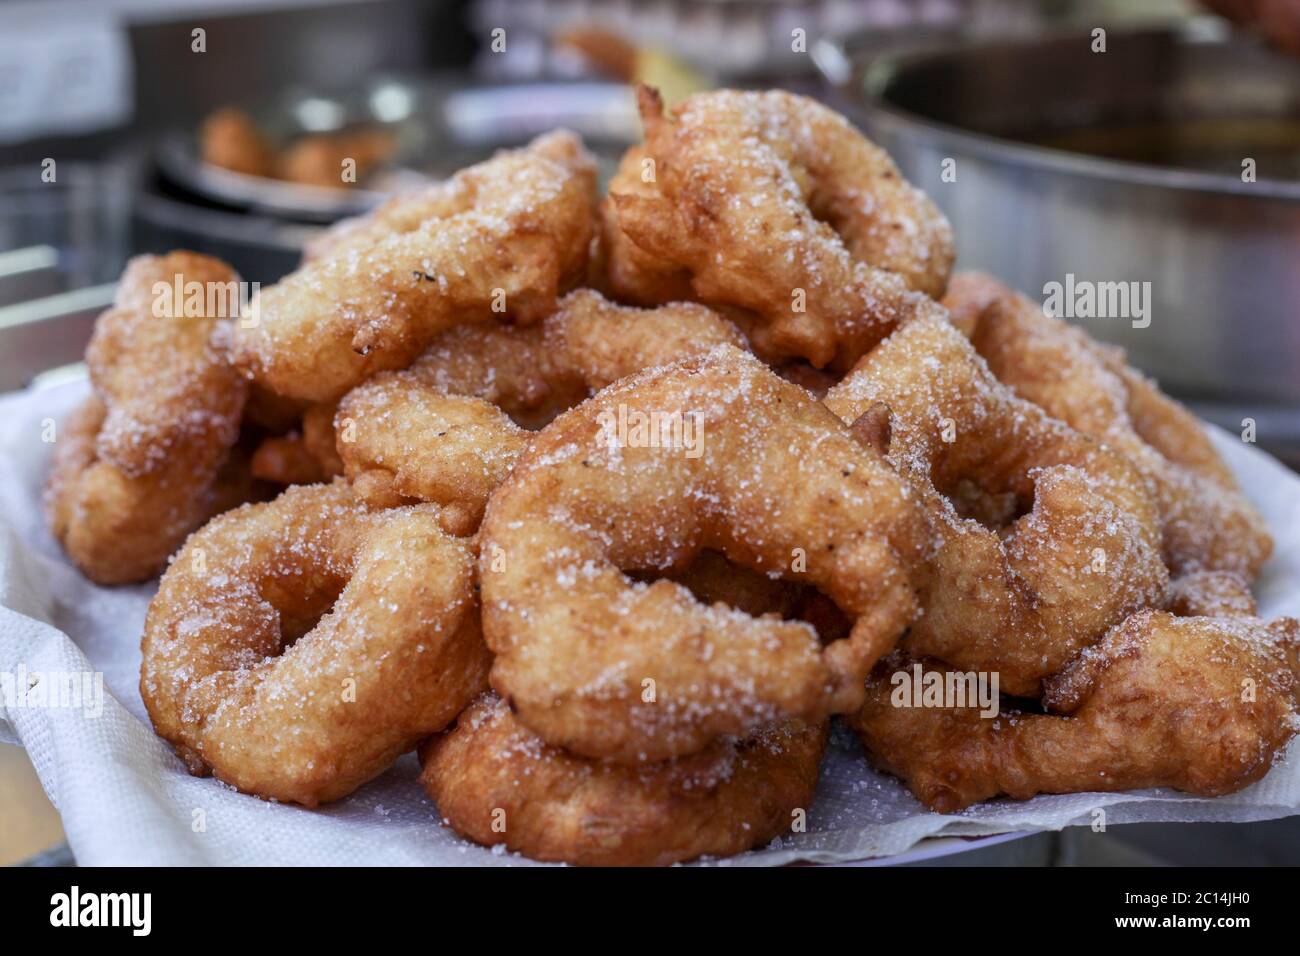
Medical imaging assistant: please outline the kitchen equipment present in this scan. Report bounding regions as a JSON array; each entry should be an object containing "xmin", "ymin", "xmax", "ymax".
[
  {"xmin": 0, "ymin": 163, "xmax": 130, "ymax": 295},
  {"xmin": 156, "ymin": 78, "xmax": 639, "ymax": 222},
  {"xmin": 815, "ymin": 20, "xmax": 1300, "ymax": 464}
]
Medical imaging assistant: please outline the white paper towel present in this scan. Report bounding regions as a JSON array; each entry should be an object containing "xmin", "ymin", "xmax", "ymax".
[{"xmin": 2, "ymin": 381, "xmax": 1298, "ymax": 866}]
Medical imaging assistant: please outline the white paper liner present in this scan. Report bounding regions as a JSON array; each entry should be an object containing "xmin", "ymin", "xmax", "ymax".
[{"xmin": 1, "ymin": 381, "xmax": 1297, "ymax": 866}]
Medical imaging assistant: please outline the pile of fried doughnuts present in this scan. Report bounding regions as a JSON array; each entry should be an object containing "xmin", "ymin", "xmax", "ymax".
[{"xmin": 45, "ymin": 86, "xmax": 1298, "ymax": 865}]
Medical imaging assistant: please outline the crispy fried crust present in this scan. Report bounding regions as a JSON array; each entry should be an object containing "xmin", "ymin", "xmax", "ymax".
[
  {"xmin": 44, "ymin": 251, "xmax": 249, "ymax": 584},
  {"xmin": 420, "ymin": 693, "xmax": 827, "ymax": 866},
  {"xmin": 850, "ymin": 610, "xmax": 1300, "ymax": 812},
  {"xmin": 140, "ymin": 481, "xmax": 490, "ymax": 806},
  {"xmin": 657, "ymin": 549, "xmax": 808, "ymax": 620},
  {"xmin": 600, "ymin": 145, "xmax": 694, "ymax": 305},
  {"xmin": 825, "ymin": 315, "xmax": 1168, "ymax": 697},
  {"xmin": 338, "ymin": 391, "xmax": 530, "ymax": 516},
  {"xmin": 940, "ymin": 271, "xmax": 1012, "ymax": 338},
  {"xmin": 951, "ymin": 273, "xmax": 1272, "ymax": 577},
  {"xmin": 1167, "ymin": 570, "xmax": 1258, "ymax": 618},
  {"xmin": 479, "ymin": 346, "xmax": 927, "ymax": 763},
  {"xmin": 234, "ymin": 131, "xmax": 598, "ymax": 402},
  {"xmin": 334, "ymin": 289, "xmax": 748, "ymax": 512},
  {"xmin": 605, "ymin": 87, "xmax": 953, "ymax": 370}
]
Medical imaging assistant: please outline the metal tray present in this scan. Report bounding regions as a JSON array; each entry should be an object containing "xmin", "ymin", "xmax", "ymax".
[{"xmin": 157, "ymin": 77, "xmax": 639, "ymax": 222}]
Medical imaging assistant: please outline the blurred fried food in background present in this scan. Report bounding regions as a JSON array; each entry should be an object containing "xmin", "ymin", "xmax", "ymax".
[{"xmin": 553, "ymin": 26, "xmax": 706, "ymax": 106}]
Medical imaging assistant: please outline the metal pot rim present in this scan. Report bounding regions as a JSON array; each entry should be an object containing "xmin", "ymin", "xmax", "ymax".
[{"xmin": 814, "ymin": 20, "xmax": 1300, "ymax": 202}]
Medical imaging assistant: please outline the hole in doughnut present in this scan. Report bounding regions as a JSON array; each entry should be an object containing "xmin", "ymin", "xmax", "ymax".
[
  {"xmin": 626, "ymin": 549, "xmax": 807, "ymax": 621},
  {"xmin": 936, "ymin": 475, "xmax": 1033, "ymax": 532},
  {"xmin": 805, "ymin": 183, "xmax": 854, "ymax": 242},
  {"xmin": 249, "ymin": 565, "xmax": 351, "ymax": 653},
  {"xmin": 924, "ymin": 439, "xmax": 1036, "ymax": 534},
  {"xmin": 627, "ymin": 550, "xmax": 856, "ymax": 645}
]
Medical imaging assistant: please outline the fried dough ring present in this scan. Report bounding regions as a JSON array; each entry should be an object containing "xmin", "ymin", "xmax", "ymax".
[
  {"xmin": 44, "ymin": 252, "xmax": 248, "ymax": 584},
  {"xmin": 140, "ymin": 481, "xmax": 490, "ymax": 806},
  {"xmin": 420, "ymin": 693, "xmax": 826, "ymax": 866},
  {"xmin": 479, "ymin": 345, "xmax": 927, "ymax": 764},
  {"xmin": 825, "ymin": 315, "xmax": 1168, "ymax": 697},
  {"xmin": 850, "ymin": 608, "xmax": 1300, "ymax": 812},
  {"xmin": 950, "ymin": 273, "xmax": 1273, "ymax": 578},
  {"xmin": 335, "ymin": 289, "xmax": 747, "ymax": 513},
  {"xmin": 234, "ymin": 131, "xmax": 597, "ymax": 401},
  {"xmin": 605, "ymin": 87, "xmax": 953, "ymax": 370},
  {"xmin": 599, "ymin": 145, "xmax": 694, "ymax": 305}
]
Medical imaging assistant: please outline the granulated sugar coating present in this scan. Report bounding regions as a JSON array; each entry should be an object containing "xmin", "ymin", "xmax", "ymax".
[
  {"xmin": 337, "ymin": 387, "xmax": 530, "ymax": 519},
  {"xmin": 604, "ymin": 87, "xmax": 954, "ymax": 371},
  {"xmin": 825, "ymin": 314, "xmax": 1169, "ymax": 697},
  {"xmin": 140, "ymin": 481, "xmax": 491, "ymax": 807},
  {"xmin": 333, "ymin": 288, "xmax": 748, "ymax": 514},
  {"xmin": 418, "ymin": 691, "xmax": 827, "ymax": 866},
  {"xmin": 1167, "ymin": 569, "xmax": 1261, "ymax": 618},
  {"xmin": 480, "ymin": 345, "xmax": 929, "ymax": 765},
  {"xmin": 28, "ymin": 84, "xmax": 1300, "ymax": 865},
  {"xmin": 851, "ymin": 609, "xmax": 1300, "ymax": 812},
  {"xmin": 45, "ymin": 252, "xmax": 249, "ymax": 585},
  {"xmin": 956, "ymin": 273, "xmax": 1274, "ymax": 578},
  {"xmin": 233, "ymin": 131, "xmax": 598, "ymax": 402}
]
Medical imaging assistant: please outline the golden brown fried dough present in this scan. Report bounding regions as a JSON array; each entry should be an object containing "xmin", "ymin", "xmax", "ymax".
[
  {"xmin": 199, "ymin": 107, "xmax": 276, "ymax": 178},
  {"xmin": 334, "ymin": 289, "xmax": 748, "ymax": 511},
  {"xmin": 956, "ymin": 274, "xmax": 1272, "ymax": 577},
  {"xmin": 276, "ymin": 128, "xmax": 394, "ymax": 189},
  {"xmin": 140, "ymin": 481, "xmax": 490, "ymax": 807},
  {"xmin": 606, "ymin": 87, "xmax": 953, "ymax": 370},
  {"xmin": 850, "ymin": 610, "xmax": 1300, "ymax": 812},
  {"xmin": 1166, "ymin": 569, "xmax": 1258, "ymax": 618},
  {"xmin": 45, "ymin": 252, "xmax": 248, "ymax": 583},
  {"xmin": 420, "ymin": 693, "xmax": 827, "ymax": 866},
  {"xmin": 234, "ymin": 131, "xmax": 598, "ymax": 402},
  {"xmin": 249, "ymin": 432, "xmax": 333, "ymax": 486},
  {"xmin": 825, "ymin": 315, "xmax": 1168, "ymax": 697},
  {"xmin": 480, "ymin": 346, "xmax": 927, "ymax": 764},
  {"xmin": 600, "ymin": 145, "xmax": 695, "ymax": 305}
]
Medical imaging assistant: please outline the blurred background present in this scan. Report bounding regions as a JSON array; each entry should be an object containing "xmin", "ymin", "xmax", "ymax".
[{"xmin": 2, "ymin": 0, "xmax": 1298, "ymax": 866}]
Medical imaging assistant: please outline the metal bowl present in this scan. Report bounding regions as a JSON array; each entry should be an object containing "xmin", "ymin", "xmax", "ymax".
[
  {"xmin": 815, "ymin": 20, "xmax": 1300, "ymax": 458},
  {"xmin": 156, "ymin": 77, "xmax": 639, "ymax": 222}
]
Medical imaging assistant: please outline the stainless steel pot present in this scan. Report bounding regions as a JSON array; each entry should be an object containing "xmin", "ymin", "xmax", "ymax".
[{"xmin": 815, "ymin": 20, "xmax": 1300, "ymax": 458}]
